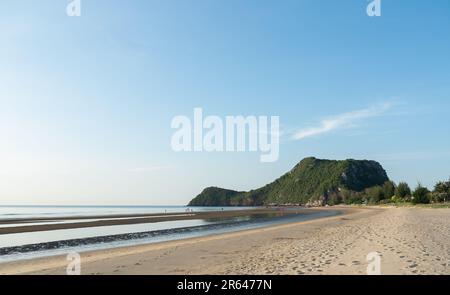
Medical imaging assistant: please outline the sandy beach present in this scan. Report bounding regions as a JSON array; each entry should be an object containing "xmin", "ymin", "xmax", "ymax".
[{"xmin": 1, "ymin": 206, "xmax": 449, "ymax": 275}]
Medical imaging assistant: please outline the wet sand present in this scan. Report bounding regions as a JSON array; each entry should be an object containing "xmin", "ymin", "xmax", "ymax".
[
  {"xmin": 0, "ymin": 208, "xmax": 309, "ymax": 234},
  {"xmin": 1, "ymin": 206, "xmax": 449, "ymax": 275}
]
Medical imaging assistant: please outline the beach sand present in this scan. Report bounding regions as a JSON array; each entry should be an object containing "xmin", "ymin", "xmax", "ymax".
[{"xmin": 1, "ymin": 207, "xmax": 449, "ymax": 275}]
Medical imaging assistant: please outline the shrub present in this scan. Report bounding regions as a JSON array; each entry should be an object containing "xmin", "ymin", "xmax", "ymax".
[
  {"xmin": 434, "ymin": 179, "xmax": 450, "ymax": 194},
  {"xmin": 391, "ymin": 195, "xmax": 406, "ymax": 203},
  {"xmin": 412, "ymin": 184, "xmax": 430, "ymax": 204},
  {"xmin": 430, "ymin": 192, "xmax": 447, "ymax": 203},
  {"xmin": 395, "ymin": 182, "xmax": 411, "ymax": 199},
  {"xmin": 382, "ymin": 181, "xmax": 396, "ymax": 199},
  {"xmin": 341, "ymin": 189, "xmax": 363, "ymax": 204},
  {"xmin": 365, "ymin": 186, "xmax": 385, "ymax": 204},
  {"xmin": 432, "ymin": 179, "xmax": 450, "ymax": 203},
  {"xmin": 326, "ymin": 191, "xmax": 342, "ymax": 206}
]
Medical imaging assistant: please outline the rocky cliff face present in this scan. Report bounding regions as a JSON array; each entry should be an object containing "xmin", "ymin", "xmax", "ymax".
[{"xmin": 189, "ymin": 157, "xmax": 389, "ymax": 206}]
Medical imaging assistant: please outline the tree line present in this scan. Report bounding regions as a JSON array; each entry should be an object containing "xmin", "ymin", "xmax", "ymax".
[{"xmin": 329, "ymin": 178, "xmax": 450, "ymax": 205}]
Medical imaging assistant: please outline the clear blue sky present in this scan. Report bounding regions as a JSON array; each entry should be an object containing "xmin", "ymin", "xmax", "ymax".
[{"xmin": 1, "ymin": 0, "xmax": 449, "ymax": 205}]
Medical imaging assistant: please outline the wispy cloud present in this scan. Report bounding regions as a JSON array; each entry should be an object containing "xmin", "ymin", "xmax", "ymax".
[{"xmin": 291, "ymin": 102, "xmax": 394, "ymax": 140}]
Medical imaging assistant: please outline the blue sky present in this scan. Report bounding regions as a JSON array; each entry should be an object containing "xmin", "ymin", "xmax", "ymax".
[{"xmin": 1, "ymin": 0, "xmax": 449, "ymax": 205}]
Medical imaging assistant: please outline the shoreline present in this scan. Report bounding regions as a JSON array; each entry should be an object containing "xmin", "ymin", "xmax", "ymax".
[
  {"xmin": 0, "ymin": 207, "xmax": 359, "ymax": 275},
  {"xmin": 2, "ymin": 206, "xmax": 450, "ymax": 275},
  {"xmin": 0, "ymin": 208, "xmax": 310, "ymax": 235},
  {"xmin": 0, "ymin": 208, "xmax": 340, "ymax": 257}
]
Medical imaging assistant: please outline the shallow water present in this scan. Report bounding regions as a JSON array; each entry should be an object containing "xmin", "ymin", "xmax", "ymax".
[
  {"xmin": 0, "ymin": 209, "xmax": 341, "ymax": 263},
  {"xmin": 0, "ymin": 205, "xmax": 255, "ymax": 220}
]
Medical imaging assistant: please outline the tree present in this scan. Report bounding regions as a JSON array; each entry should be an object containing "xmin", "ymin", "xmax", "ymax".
[
  {"xmin": 382, "ymin": 181, "xmax": 396, "ymax": 199},
  {"xmin": 412, "ymin": 184, "xmax": 430, "ymax": 204},
  {"xmin": 365, "ymin": 186, "xmax": 385, "ymax": 204},
  {"xmin": 434, "ymin": 179, "xmax": 450, "ymax": 194},
  {"xmin": 431, "ymin": 178, "xmax": 450, "ymax": 203},
  {"xmin": 395, "ymin": 182, "xmax": 411, "ymax": 199}
]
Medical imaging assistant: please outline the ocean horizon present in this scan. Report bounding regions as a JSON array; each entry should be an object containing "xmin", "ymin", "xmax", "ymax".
[{"xmin": 0, "ymin": 205, "xmax": 256, "ymax": 221}]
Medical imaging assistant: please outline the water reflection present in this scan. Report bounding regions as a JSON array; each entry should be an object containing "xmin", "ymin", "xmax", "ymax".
[{"xmin": 0, "ymin": 210, "xmax": 340, "ymax": 263}]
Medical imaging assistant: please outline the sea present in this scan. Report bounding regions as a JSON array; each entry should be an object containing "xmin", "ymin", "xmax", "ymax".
[{"xmin": 0, "ymin": 205, "xmax": 340, "ymax": 263}]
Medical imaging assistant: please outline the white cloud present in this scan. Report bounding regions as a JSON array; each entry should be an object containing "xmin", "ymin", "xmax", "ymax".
[{"xmin": 292, "ymin": 102, "xmax": 393, "ymax": 140}]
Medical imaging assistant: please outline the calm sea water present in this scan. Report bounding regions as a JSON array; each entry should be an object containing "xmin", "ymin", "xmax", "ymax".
[
  {"xmin": 0, "ymin": 205, "xmax": 341, "ymax": 263},
  {"xmin": 0, "ymin": 205, "xmax": 255, "ymax": 220}
]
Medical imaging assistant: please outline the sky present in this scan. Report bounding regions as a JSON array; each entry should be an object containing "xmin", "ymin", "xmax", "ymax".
[{"xmin": 1, "ymin": 0, "xmax": 449, "ymax": 205}]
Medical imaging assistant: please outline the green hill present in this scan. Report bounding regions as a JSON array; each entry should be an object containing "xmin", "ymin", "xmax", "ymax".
[
  {"xmin": 188, "ymin": 157, "xmax": 389, "ymax": 206},
  {"xmin": 187, "ymin": 187, "xmax": 245, "ymax": 206}
]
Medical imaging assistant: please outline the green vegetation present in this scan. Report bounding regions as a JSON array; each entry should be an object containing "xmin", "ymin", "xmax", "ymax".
[
  {"xmin": 188, "ymin": 187, "xmax": 245, "ymax": 206},
  {"xmin": 412, "ymin": 184, "xmax": 430, "ymax": 204},
  {"xmin": 430, "ymin": 179, "xmax": 450, "ymax": 203},
  {"xmin": 189, "ymin": 157, "xmax": 389, "ymax": 206},
  {"xmin": 395, "ymin": 182, "xmax": 411, "ymax": 200},
  {"xmin": 388, "ymin": 179, "xmax": 449, "ymax": 206},
  {"xmin": 188, "ymin": 157, "xmax": 450, "ymax": 208},
  {"xmin": 364, "ymin": 180, "xmax": 395, "ymax": 204},
  {"xmin": 248, "ymin": 157, "xmax": 388, "ymax": 205}
]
